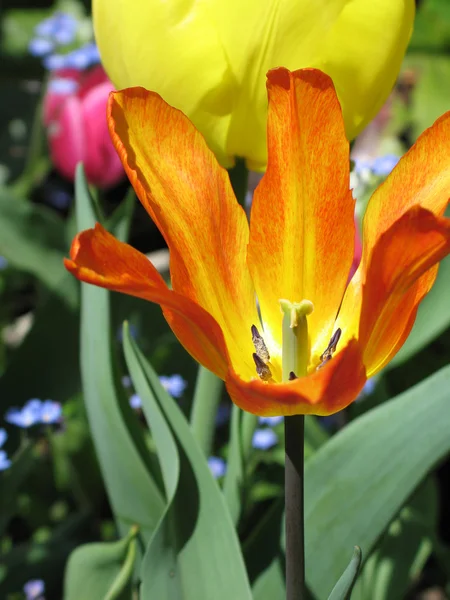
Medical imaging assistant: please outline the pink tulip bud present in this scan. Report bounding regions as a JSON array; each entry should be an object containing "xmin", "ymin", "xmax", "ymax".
[{"xmin": 43, "ymin": 65, "xmax": 124, "ymax": 188}]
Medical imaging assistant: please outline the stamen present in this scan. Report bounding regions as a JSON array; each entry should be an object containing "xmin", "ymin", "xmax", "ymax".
[
  {"xmin": 288, "ymin": 371, "xmax": 298, "ymax": 381},
  {"xmin": 317, "ymin": 328, "xmax": 342, "ymax": 370},
  {"xmin": 251, "ymin": 324, "xmax": 270, "ymax": 363},
  {"xmin": 253, "ymin": 353, "xmax": 272, "ymax": 382}
]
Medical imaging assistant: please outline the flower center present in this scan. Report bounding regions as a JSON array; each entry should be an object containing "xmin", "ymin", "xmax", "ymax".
[
  {"xmin": 251, "ymin": 302, "xmax": 343, "ymax": 383},
  {"xmin": 279, "ymin": 299, "xmax": 314, "ymax": 381}
]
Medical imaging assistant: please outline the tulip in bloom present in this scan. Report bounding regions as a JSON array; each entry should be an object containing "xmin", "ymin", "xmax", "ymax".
[
  {"xmin": 93, "ymin": 0, "xmax": 414, "ymax": 169},
  {"xmin": 44, "ymin": 65, "xmax": 124, "ymax": 188},
  {"xmin": 65, "ymin": 68, "xmax": 450, "ymax": 416}
]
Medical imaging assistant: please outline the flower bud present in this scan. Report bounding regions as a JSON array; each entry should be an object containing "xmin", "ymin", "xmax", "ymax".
[{"xmin": 44, "ymin": 65, "xmax": 124, "ymax": 188}]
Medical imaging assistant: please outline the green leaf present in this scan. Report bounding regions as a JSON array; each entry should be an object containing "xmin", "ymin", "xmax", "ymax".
[
  {"xmin": 0, "ymin": 443, "xmax": 35, "ymax": 534},
  {"xmin": 409, "ymin": 0, "xmax": 450, "ymax": 52},
  {"xmin": 0, "ymin": 191, "xmax": 76, "ymax": 306},
  {"xmin": 305, "ymin": 365, "xmax": 450, "ymax": 599},
  {"xmin": 123, "ymin": 324, "xmax": 253, "ymax": 600},
  {"xmin": 252, "ymin": 560, "xmax": 285, "ymax": 600},
  {"xmin": 64, "ymin": 527, "xmax": 138, "ymax": 600},
  {"xmin": 0, "ymin": 285, "xmax": 79, "ymax": 410},
  {"xmin": 352, "ymin": 478, "xmax": 438, "ymax": 600},
  {"xmin": 404, "ymin": 54, "xmax": 450, "ymax": 141},
  {"xmin": 75, "ymin": 164, "xmax": 164, "ymax": 541},
  {"xmin": 223, "ymin": 404, "xmax": 245, "ymax": 525},
  {"xmin": 245, "ymin": 498, "xmax": 284, "ymax": 588},
  {"xmin": 328, "ymin": 547, "xmax": 362, "ymax": 600},
  {"xmin": 106, "ymin": 186, "xmax": 136, "ymax": 244}
]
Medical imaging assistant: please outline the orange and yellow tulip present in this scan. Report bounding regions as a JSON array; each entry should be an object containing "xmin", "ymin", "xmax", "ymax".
[{"xmin": 65, "ymin": 68, "xmax": 450, "ymax": 417}]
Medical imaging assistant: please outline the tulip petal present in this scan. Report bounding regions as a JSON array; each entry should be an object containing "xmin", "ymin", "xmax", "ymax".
[
  {"xmin": 340, "ymin": 111, "xmax": 450, "ymax": 344},
  {"xmin": 94, "ymin": 0, "xmax": 236, "ymax": 166},
  {"xmin": 108, "ymin": 88, "xmax": 259, "ymax": 379},
  {"xmin": 226, "ymin": 339, "xmax": 366, "ymax": 417},
  {"xmin": 64, "ymin": 224, "xmax": 231, "ymax": 378},
  {"xmin": 339, "ymin": 207, "xmax": 450, "ymax": 376},
  {"xmin": 248, "ymin": 68, "xmax": 355, "ymax": 366},
  {"xmin": 363, "ymin": 111, "xmax": 450, "ymax": 255},
  {"xmin": 211, "ymin": 0, "xmax": 414, "ymax": 167}
]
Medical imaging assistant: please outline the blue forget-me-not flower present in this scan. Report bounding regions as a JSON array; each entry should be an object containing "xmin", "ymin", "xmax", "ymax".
[{"xmin": 252, "ymin": 428, "xmax": 278, "ymax": 450}]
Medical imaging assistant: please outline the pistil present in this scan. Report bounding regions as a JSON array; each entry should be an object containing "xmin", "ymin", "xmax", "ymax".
[{"xmin": 279, "ymin": 299, "xmax": 314, "ymax": 382}]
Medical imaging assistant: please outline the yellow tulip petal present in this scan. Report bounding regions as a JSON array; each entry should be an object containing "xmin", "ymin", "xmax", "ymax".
[
  {"xmin": 93, "ymin": 0, "xmax": 236, "ymax": 166},
  {"xmin": 94, "ymin": 0, "xmax": 414, "ymax": 168},
  {"xmin": 248, "ymin": 68, "xmax": 355, "ymax": 366},
  {"xmin": 212, "ymin": 0, "xmax": 415, "ymax": 167},
  {"xmin": 108, "ymin": 88, "xmax": 258, "ymax": 379}
]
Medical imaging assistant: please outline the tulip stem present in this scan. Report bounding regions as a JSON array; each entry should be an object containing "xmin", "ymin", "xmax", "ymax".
[
  {"xmin": 280, "ymin": 300, "xmax": 311, "ymax": 600},
  {"xmin": 285, "ymin": 414, "xmax": 306, "ymax": 600},
  {"xmin": 190, "ymin": 365, "xmax": 223, "ymax": 456}
]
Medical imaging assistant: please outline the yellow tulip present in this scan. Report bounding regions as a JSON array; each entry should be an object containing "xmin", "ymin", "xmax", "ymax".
[{"xmin": 93, "ymin": 0, "xmax": 414, "ymax": 170}]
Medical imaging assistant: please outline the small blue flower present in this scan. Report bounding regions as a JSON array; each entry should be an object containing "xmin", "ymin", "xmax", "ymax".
[
  {"xmin": 28, "ymin": 38, "xmax": 55, "ymax": 57},
  {"xmin": 0, "ymin": 451, "xmax": 11, "ymax": 471},
  {"xmin": 0, "ymin": 428, "xmax": 7, "ymax": 447},
  {"xmin": 122, "ymin": 375, "xmax": 132, "ymax": 389},
  {"xmin": 64, "ymin": 48, "xmax": 91, "ymax": 70},
  {"xmin": 0, "ymin": 429, "xmax": 11, "ymax": 471},
  {"xmin": 46, "ymin": 189, "xmax": 73, "ymax": 210},
  {"xmin": 43, "ymin": 53, "xmax": 67, "ymax": 71},
  {"xmin": 159, "ymin": 375, "xmax": 187, "ymax": 398},
  {"xmin": 0, "ymin": 256, "xmax": 8, "ymax": 270},
  {"xmin": 215, "ymin": 404, "xmax": 230, "ymax": 427},
  {"xmin": 35, "ymin": 17, "xmax": 58, "ymax": 38},
  {"xmin": 129, "ymin": 394, "xmax": 142, "ymax": 410},
  {"xmin": 353, "ymin": 158, "xmax": 372, "ymax": 177},
  {"xmin": 52, "ymin": 24, "xmax": 77, "ymax": 46},
  {"xmin": 117, "ymin": 323, "xmax": 138, "ymax": 342},
  {"xmin": 40, "ymin": 400, "xmax": 62, "ymax": 424},
  {"xmin": 6, "ymin": 399, "xmax": 42, "ymax": 428},
  {"xmin": 63, "ymin": 43, "xmax": 101, "ymax": 70},
  {"xmin": 82, "ymin": 42, "xmax": 101, "ymax": 64},
  {"xmin": 47, "ymin": 78, "xmax": 79, "ymax": 95},
  {"xmin": 34, "ymin": 12, "xmax": 77, "ymax": 45},
  {"xmin": 24, "ymin": 578, "xmax": 45, "ymax": 600},
  {"xmin": 371, "ymin": 154, "xmax": 400, "ymax": 177},
  {"xmin": 208, "ymin": 456, "xmax": 227, "ymax": 478},
  {"xmin": 258, "ymin": 415, "xmax": 283, "ymax": 427},
  {"xmin": 252, "ymin": 428, "xmax": 278, "ymax": 450}
]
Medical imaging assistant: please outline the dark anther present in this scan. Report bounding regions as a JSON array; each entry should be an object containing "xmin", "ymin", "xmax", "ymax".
[
  {"xmin": 316, "ymin": 355, "xmax": 332, "ymax": 370},
  {"xmin": 288, "ymin": 371, "xmax": 298, "ymax": 381},
  {"xmin": 253, "ymin": 353, "xmax": 272, "ymax": 382},
  {"xmin": 317, "ymin": 328, "xmax": 342, "ymax": 370},
  {"xmin": 320, "ymin": 328, "xmax": 342, "ymax": 361},
  {"xmin": 251, "ymin": 324, "xmax": 270, "ymax": 363}
]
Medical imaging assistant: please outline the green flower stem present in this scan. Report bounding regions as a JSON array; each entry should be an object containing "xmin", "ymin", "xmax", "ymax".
[
  {"xmin": 284, "ymin": 414, "xmax": 306, "ymax": 600},
  {"xmin": 190, "ymin": 365, "xmax": 223, "ymax": 456},
  {"xmin": 280, "ymin": 299, "xmax": 312, "ymax": 600},
  {"xmin": 241, "ymin": 411, "xmax": 258, "ymax": 460},
  {"xmin": 11, "ymin": 75, "xmax": 51, "ymax": 199}
]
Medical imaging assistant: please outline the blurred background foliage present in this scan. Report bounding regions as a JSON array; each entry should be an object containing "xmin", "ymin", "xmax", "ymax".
[{"xmin": 1, "ymin": 0, "xmax": 450, "ymax": 599}]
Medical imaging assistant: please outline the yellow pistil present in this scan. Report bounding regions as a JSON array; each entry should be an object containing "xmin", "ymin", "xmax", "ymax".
[{"xmin": 279, "ymin": 299, "xmax": 314, "ymax": 381}]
